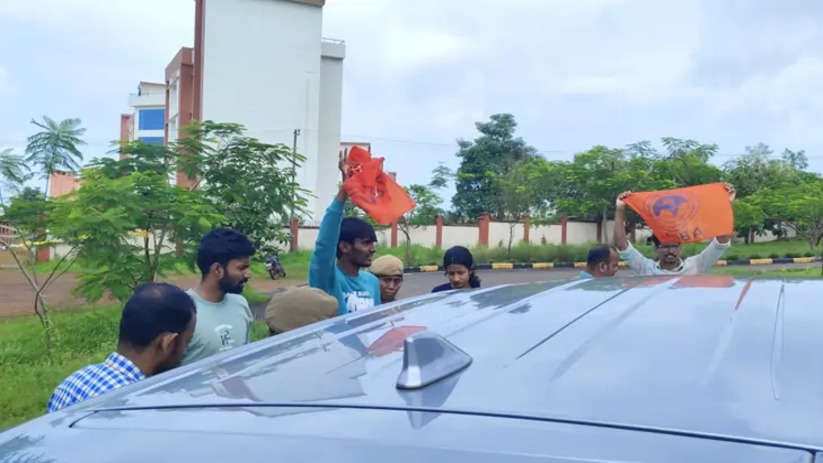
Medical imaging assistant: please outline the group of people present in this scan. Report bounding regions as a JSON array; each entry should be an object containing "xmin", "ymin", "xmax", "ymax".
[
  {"xmin": 307, "ymin": 153, "xmax": 484, "ymax": 315},
  {"xmin": 48, "ymin": 228, "xmax": 258, "ymax": 412},
  {"xmin": 46, "ymin": 154, "xmax": 737, "ymax": 413},
  {"xmin": 581, "ymin": 184, "xmax": 736, "ymax": 278}
]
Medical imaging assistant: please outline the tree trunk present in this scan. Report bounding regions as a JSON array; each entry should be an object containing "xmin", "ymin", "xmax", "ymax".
[
  {"xmin": 507, "ymin": 223, "xmax": 515, "ymax": 257},
  {"xmin": 144, "ymin": 231, "xmax": 152, "ymax": 281},
  {"xmin": 34, "ymin": 291, "xmax": 55, "ymax": 356},
  {"xmin": 602, "ymin": 207, "xmax": 608, "ymax": 244},
  {"xmin": 2, "ymin": 237, "xmax": 55, "ymax": 355},
  {"xmin": 402, "ymin": 229, "xmax": 411, "ymax": 264}
]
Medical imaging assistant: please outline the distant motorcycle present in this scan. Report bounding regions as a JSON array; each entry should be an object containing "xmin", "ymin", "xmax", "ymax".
[{"xmin": 265, "ymin": 254, "xmax": 287, "ymax": 280}]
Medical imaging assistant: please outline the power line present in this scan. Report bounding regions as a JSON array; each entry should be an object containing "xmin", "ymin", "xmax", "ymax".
[{"xmin": 3, "ymin": 131, "xmax": 823, "ymax": 160}]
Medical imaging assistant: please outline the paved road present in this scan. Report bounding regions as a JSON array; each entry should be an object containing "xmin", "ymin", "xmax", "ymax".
[
  {"xmin": 397, "ymin": 268, "xmax": 585, "ymax": 298},
  {"xmin": 396, "ymin": 261, "xmax": 820, "ymax": 299}
]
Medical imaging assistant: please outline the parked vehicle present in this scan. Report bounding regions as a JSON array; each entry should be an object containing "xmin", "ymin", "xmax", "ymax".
[
  {"xmin": 2, "ymin": 276, "xmax": 822, "ymax": 461},
  {"xmin": 265, "ymin": 253, "xmax": 286, "ymax": 280}
]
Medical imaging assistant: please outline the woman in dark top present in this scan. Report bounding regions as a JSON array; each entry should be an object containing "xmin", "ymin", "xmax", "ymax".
[{"xmin": 432, "ymin": 246, "xmax": 481, "ymax": 292}]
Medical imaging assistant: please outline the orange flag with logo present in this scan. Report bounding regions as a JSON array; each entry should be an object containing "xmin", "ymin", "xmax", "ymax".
[
  {"xmin": 342, "ymin": 146, "xmax": 416, "ymax": 224},
  {"xmin": 624, "ymin": 183, "xmax": 733, "ymax": 243}
]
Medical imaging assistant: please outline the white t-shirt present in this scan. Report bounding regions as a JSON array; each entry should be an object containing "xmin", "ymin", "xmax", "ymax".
[{"xmin": 618, "ymin": 238, "xmax": 730, "ymax": 275}]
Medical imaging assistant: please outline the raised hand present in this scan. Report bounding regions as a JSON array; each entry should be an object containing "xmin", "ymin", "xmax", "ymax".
[
  {"xmin": 723, "ymin": 183, "xmax": 736, "ymax": 202},
  {"xmin": 338, "ymin": 149, "xmax": 350, "ymax": 183},
  {"xmin": 616, "ymin": 191, "xmax": 632, "ymax": 208}
]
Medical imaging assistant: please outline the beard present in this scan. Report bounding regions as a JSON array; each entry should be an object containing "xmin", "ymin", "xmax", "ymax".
[{"xmin": 219, "ymin": 273, "xmax": 247, "ymax": 294}]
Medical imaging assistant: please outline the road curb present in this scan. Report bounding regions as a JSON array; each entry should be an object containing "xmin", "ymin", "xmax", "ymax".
[{"xmin": 403, "ymin": 256, "xmax": 820, "ymax": 273}]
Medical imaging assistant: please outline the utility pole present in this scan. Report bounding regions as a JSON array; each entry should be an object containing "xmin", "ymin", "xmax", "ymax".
[{"xmin": 290, "ymin": 129, "xmax": 301, "ymax": 251}]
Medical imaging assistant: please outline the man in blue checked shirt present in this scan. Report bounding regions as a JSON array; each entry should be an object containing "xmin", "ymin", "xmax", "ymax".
[{"xmin": 47, "ymin": 282, "xmax": 197, "ymax": 413}]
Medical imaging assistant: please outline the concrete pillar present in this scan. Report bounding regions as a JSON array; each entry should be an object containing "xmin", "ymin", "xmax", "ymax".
[
  {"xmin": 523, "ymin": 215, "xmax": 531, "ymax": 244},
  {"xmin": 391, "ymin": 222, "xmax": 398, "ymax": 248},
  {"xmin": 36, "ymin": 246, "xmax": 50, "ymax": 263},
  {"xmin": 561, "ymin": 213, "xmax": 567, "ymax": 245},
  {"xmin": 435, "ymin": 215, "xmax": 443, "ymax": 248},
  {"xmin": 290, "ymin": 218, "xmax": 299, "ymax": 252},
  {"xmin": 478, "ymin": 213, "xmax": 490, "ymax": 247}
]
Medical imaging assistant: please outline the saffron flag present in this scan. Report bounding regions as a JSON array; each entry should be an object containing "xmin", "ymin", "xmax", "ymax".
[
  {"xmin": 624, "ymin": 183, "xmax": 734, "ymax": 244},
  {"xmin": 342, "ymin": 146, "xmax": 416, "ymax": 224}
]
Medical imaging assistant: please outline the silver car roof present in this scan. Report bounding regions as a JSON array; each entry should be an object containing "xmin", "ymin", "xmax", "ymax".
[{"xmin": 71, "ymin": 275, "xmax": 823, "ymax": 450}]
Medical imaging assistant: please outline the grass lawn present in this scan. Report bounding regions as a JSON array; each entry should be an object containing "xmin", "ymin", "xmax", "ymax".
[
  {"xmin": 29, "ymin": 240, "xmax": 819, "ymax": 284},
  {"xmin": 710, "ymin": 266, "xmax": 823, "ymax": 277},
  {"xmin": 0, "ymin": 304, "xmax": 122, "ymax": 431},
  {"xmin": 0, "ymin": 286, "xmax": 271, "ymax": 432}
]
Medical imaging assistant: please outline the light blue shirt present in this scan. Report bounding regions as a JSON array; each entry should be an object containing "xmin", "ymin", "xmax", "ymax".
[{"xmin": 309, "ymin": 199, "xmax": 381, "ymax": 314}]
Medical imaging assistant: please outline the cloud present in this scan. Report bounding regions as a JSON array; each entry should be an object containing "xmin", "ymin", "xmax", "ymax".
[{"xmin": 1, "ymin": 0, "xmax": 823, "ymax": 197}]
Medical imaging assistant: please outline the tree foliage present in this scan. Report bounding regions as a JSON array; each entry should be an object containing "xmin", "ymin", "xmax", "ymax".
[
  {"xmin": 747, "ymin": 179, "xmax": 823, "ymax": 251},
  {"xmin": 722, "ymin": 143, "xmax": 801, "ymax": 198},
  {"xmin": 0, "ymin": 191, "xmax": 70, "ymax": 353},
  {"xmin": 429, "ymin": 163, "xmax": 453, "ymax": 190},
  {"xmin": 452, "ymin": 114, "xmax": 536, "ymax": 220},
  {"xmin": 25, "ymin": 116, "xmax": 86, "ymax": 196},
  {"xmin": 398, "ymin": 184, "xmax": 443, "ymax": 262},
  {"xmin": 0, "ymin": 148, "xmax": 32, "ymax": 205},
  {"xmin": 51, "ymin": 141, "xmax": 224, "ymax": 302},
  {"xmin": 177, "ymin": 121, "xmax": 307, "ymax": 254},
  {"xmin": 497, "ymin": 160, "xmax": 545, "ymax": 253}
]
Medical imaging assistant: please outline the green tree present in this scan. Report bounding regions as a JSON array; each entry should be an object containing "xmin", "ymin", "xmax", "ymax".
[
  {"xmin": 452, "ymin": 114, "xmax": 536, "ymax": 220},
  {"xmin": 782, "ymin": 148, "xmax": 808, "ymax": 170},
  {"xmin": 732, "ymin": 199, "xmax": 766, "ymax": 244},
  {"xmin": 748, "ymin": 178, "xmax": 823, "ymax": 273},
  {"xmin": 660, "ymin": 137, "xmax": 719, "ymax": 162},
  {"xmin": 641, "ymin": 137, "xmax": 723, "ymax": 186},
  {"xmin": 398, "ymin": 184, "xmax": 443, "ymax": 262},
  {"xmin": 0, "ymin": 191, "xmax": 75, "ymax": 352},
  {"xmin": 497, "ymin": 160, "xmax": 547, "ymax": 254},
  {"xmin": 51, "ymin": 141, "xmax": 224, "ymax": 302},
  {"xmin": 25, "ymin": 117, "xmax": 86, "ymax": 196},
  {"xmin": 177, "ymin": 121, "xmax": 306, "ymax": 255},
  {"xmin": 722, "ymin": 143, "xmax": 799, "ymax": 198},
  {"xmin": 429, "ymin": 163, "xmax": 454, "ymax": 190},
  {"xmin": 0, "ymin": 148, "xmax": 31, "ymax": 205},
  {"xmin": 547, "ymin": 145, "xmax": 673, "ymax": 241}
]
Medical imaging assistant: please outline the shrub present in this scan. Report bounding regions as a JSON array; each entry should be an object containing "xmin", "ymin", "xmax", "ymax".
[{"xmin": 769, "ymin": 253, "xmax": 780, "ymax": 259}]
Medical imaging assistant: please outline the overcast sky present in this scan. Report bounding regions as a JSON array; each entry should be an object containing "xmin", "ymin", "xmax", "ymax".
[{"xmin": 2, "ymin": 0, "xmax": 822, "ymax": 203}]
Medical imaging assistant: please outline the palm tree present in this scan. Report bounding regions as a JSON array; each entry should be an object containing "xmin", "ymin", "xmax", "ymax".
[
  {"xmin": 25, "ymin": 116, "xmax": 86, "ymax": 196},
  {"xmin": 0, "ymin": 148, "xmax": 31, "ymax": 205}
]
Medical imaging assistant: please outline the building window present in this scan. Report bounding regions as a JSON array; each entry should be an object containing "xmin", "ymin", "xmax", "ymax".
[
  {"xmin": 138, "ymin": 109, "xmax": 165, "ymax": 130},
  {"xmin": 139, "ymin": 137, "xmax": 164, "ymax": 145}
]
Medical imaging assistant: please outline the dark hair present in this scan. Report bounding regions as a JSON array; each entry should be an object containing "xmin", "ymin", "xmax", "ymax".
[
  {"xmin": 197, "ymin": 228, "xmax": 255, "ymax": 276},
  {"xmin": 647, "ymin": 235, "xmax": 681, "ymax": 248},
  {"xmin": 337, "ymin": 217, "xmax": 377, "ymax": 258},
  {"xmin": 119, "ymin": 282, "xmax": 196, "ymax": 349},
  {"xmin": 587, "ymin": 244, "xmax": 614, "ymax": 267},
  {"xmin": 443, "ymin": 246, "xmax": 481, "ymax": 288}
]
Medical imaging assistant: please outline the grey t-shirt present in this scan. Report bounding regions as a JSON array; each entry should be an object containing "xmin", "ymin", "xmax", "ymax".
[{"xmin": 182, "ymin": 289, "xmax": 253, "ymax": 365}]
